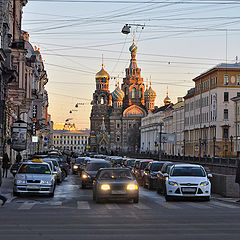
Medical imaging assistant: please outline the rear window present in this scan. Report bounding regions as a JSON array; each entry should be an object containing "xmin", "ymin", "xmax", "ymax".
[
  {"xmin": 150, "ymin": 163, "xmax": 164, "ymax": 171},
  {"xmin": 18, "ymin": 164, "xmax": 51, "ymax": 174},
  {"xmin": 140, "ymin": 162, "xmax": 149, "ymax": 170},
  {"xmin": 99, "ymin": 169, "xmax": 134, "ymax": 180},
  {"xmin": 127, "ymin": 160, "xmax": 135, "ymax": 166},
  {"xmin": 170, "ymin": 166, "xmax": 206, "ymax": 177},
  {"xmin": 85, "ymin": 162, "xmax": 111, "ymax": 171}
]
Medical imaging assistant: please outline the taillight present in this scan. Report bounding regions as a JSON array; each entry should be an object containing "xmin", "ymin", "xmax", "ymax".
[{"xmin": 66, "ymin": 163, "xmax": 69, "ymax": 166}]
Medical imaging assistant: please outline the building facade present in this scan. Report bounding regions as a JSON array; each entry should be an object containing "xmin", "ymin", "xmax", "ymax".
[
  {"xmin": 184, "ymin": 63, "xmax": 240, "ymax": 157},
  {"xmin": 89, "ymin": 38, "xmax": 156, "ymax": 154}
]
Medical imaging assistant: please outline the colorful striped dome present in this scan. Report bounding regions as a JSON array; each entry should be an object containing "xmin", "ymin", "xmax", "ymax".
[
  {"xmin": 129, "ymin": 43, "xmax": 138, "ymax": 54},
  {"xmin": 112, "ymin": 85, "xmax": 125, "ymax": 101},
  {"xmin": 145, "ymin": 86, "xmax": 156, "ymax": 99}
]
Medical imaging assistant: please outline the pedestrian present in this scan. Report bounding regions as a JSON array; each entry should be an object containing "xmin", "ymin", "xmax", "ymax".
[
  {"xmin": 2, "ymin": 153, "xmax": 10, "ymax": 178},
  {"xmin": 235, "ymin": 159, "xmax": 240, "ymax": 203},
  {"xmin": 0, "ymin": 172, "xmax": 7, "ymax": 206},
  {"xmin": 16, "ymin": 152, "xmax": 22, "ymax": 163}
]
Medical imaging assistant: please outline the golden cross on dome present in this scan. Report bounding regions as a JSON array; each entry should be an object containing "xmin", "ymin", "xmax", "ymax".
[{"xmin": 102, "ymin": 54, "xmax": 104, "ymax": 67}]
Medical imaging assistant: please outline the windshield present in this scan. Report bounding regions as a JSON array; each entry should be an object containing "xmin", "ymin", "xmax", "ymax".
[
  {"xmin": 18, "ymin": 164, "xmax": 51, "ymax": 174},
  {"xmin": 42, "ymin": 161, "xmax": 53, "ymax": 170},
  {"xmin": 140, "ymin": 162, "xmax": 149, "ymax": 170},
  {"xmin": 99, "ymin": 170, "xmax": 134, "ymax": 180},
  {"xmin": 85, "ymin": 162, "xmax": 110, "ymax": 171},
  {"xmin": 127, "ymin": 160, "xmax": 135, "ymax": 166},
  {"xmin": 171, "ymin": 166, "xmax": 206, "ymax": 177},
  {"xmin": 151, "ymin": 163, "xmax": 164, "ymax": 171},
  {"xmin": 76, "ymin": 158, "xmax": 85, "ymax": 164},
  {"xmin": 51, "ymin": 160, "xmax": 58, "ymax": 167}
]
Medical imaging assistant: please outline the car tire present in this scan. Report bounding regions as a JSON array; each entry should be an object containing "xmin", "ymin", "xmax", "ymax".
[
  {"xmin": 203, "ymin": 196, "xmax": 210, "ymax": 201},
  {"xmin": 143, "ymin": 179, "xmax": 147, "ymax": 189},
  {"xmin": 61, "ymin": 170, "xmax": 66, "ymax": 180},
  {"xmin": 148, "ymin": 180, "xmax": 153, "ymax": 190},
  {"xmin": 13, "ymin": 191, "xmax": 19, "ymax": 197},
  {"xmin": 133, "ymin": 197, "xmax": 139, "ymax": 203},
  {"xmin": 95, "ymin": 194, "xmax": 102, "ymax": 203},
  {"xmin": 49, "ymin": 191, "xmax": 55, "ymax": 198},
  {"xmin": 165, "ymin": 195, "xmax": 173, "ymax": 202},
  {"xmin": 82, "ymin": 183, "xmax": 86, "ymax": 189},
  {"xmin": 93, "ymin": 192, "xmax": 96, "ymax": 201}
]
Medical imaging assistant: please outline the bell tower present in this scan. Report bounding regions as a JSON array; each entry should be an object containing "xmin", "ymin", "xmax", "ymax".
[{"xmin": 122, "ymin": 35, "xmax": 145, "ymax": 109}]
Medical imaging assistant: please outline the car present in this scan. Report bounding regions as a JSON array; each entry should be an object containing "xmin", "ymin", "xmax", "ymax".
[
  {"xmin": 72, "ymin": 157, "xmax": 86, "ymax": 174},
  {"xmin": 164, "ymin": 164, "xmax": 212, "ymax": 201},
  {"xmin": 13, "ymin": 159, "xmax": 56, "ymax": 197},
  {"xmin": 143, "ymin": 161, "xmax": 166, "ymax": 190},
  {"xmin": 42, "ymin": 158, "xmax": 63, "ymax": 183},
  {"xmin": 93, "ymin": 168, "xmax": 139, "ymax": 203},
  {"xmin": 134, "ymin": 160, "xmax": 153, "ymax": 184},
  {"xmin": 110, "ymin": 157, "xmax": 123, "ymax": 167},
  {"xmin": 81, "ymin": 159, "xmax": 111, "ymax": 188},
  {"xmin": 123, "ymin": 159, "xmax": 135, "ymax": 170},
  {"xmin": 56, "ymin": 157, "xmax": 70, "ymax": 179}
]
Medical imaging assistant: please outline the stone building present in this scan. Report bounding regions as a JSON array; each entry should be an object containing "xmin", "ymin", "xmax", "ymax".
[
  {"xmin": 89, "ymin": 37, "xmax": 156, "ymax": 153},
  {"xmin": 184, "ymin": 63, "xmax": 240, "ymax": 157}
]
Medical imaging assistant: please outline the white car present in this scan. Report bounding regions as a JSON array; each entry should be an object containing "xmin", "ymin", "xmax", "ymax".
[{"xmin": 164, "ymin": 164, "xmax": 212, "ymax": 201}]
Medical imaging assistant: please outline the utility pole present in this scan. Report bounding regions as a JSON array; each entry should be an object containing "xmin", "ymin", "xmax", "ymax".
[
  {"xmin": 159, "ymin": 122, "xmax": 163, "ymax": 160},
  {"xmin": 213, "ymin": 136, "xmax": 216, "ymax": 157}
]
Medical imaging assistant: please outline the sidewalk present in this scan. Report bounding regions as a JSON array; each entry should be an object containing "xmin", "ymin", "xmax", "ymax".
[
  {"xmin": 212, "ymin": 194, "xmax": 240, "ymax": 205},
  {"xmin": 1, "ymin": 171, "xmax": 14, "ymax": 202}
]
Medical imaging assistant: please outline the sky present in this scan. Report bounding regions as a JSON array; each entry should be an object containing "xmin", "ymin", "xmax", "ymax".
[{"xmin": 22, "ymin": 0, "xmax": 240, "ymax": 129}]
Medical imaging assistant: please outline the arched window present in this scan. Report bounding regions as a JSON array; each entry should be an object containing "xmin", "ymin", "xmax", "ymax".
[
  {"xmin": 139, "ymin": 89, "xmax": 142, "ymax": 98},
  {"xmin": 124, "ymin": 88, "xmax": 128, "ymax": 96},
  {"xmin": 132, "ymin": 88, "xmax": 136, "ymax": 98},
  {"xmin": 101, "ymin": 97, "xmax": 105, "ymax": 105}
]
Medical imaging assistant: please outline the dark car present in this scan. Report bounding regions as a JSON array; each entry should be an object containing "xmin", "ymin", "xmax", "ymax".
[
  {"xmin": 123, "ymin": 159, "xmax": 135, "ymax": 170},
  {"xmin": 72, "ymin": 157, "xmax": 86, "ymax": 174},
  {"xmin": 81, "ymin": 160, "xmax": 111, "ymax": 189},
  {"xmin": 156, "ymin": 162, "xmax": 183, "ymax": 194},
  {"xmin": 56, "ymin": 157, "xmax": 70, "ymax": 179},
  {"xmin": 134, "ymin": 160, "xmax": 153, "ymax": 184},
  {"xmin": 143, "ymin": 161, "xmax": 166, "ymax": 190},
  {"xmin": 93, "ymin": 168, "xmax": 139, "ymax": 203}
]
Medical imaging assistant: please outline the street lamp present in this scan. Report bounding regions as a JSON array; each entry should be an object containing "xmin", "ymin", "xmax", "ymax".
[
  {"xmin": 121, "ymin": 23, "xmax": 145, "ymax": 35},
  {"xmin": 75, "ymin": 102, "xmax": 85, "ymax": 108},
  {"xmin": 183, "ymin": 139, "xmax": 186, "ymax": 157},
  {"xmin": 230, "ymin": 135, "xmax": 233, "ymax": 153},
  {"xmin": 159, "ymin": 122, "xmax": 164, "ymax": 160},
  {"xmin": 199, "ymin": 138, "xmax": 202, "ymax": 158},
  {"xmin": 213, "ymin": 136, "xmax": 216, "ymax": 157},
  {"xmin": 69, "ymin": 109, "xmax": 78, "ymax": 114}
]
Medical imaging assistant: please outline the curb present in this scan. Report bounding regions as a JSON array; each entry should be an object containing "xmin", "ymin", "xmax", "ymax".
[{"xmin": 212, "ymin": 197, "xmax": 240, "ymax": 206}]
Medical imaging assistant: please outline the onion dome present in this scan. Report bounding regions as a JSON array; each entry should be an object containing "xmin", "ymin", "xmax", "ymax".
[
  {"xmin": 129, "ymin": 42, "xmax": 138, "ymax": 54},
  {"xmin": 145, "ymin": 80, "xmax": 156, "ymax": 99},
  {"xmin": 112, "ymin": 82, "xmax": 125, "ymax": 101},
  {"xmin": 164, "ymin": 87, "xmax": 171, "ymax": 105},
  {"xmin": 95, "ymin": 64, "xmax": 110, "ymax": 80}
]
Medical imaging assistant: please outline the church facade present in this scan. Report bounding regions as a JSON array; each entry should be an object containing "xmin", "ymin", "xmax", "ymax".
[{"xmin": 89, "ymin": 38, "xmax": 156, "ymax": 154}]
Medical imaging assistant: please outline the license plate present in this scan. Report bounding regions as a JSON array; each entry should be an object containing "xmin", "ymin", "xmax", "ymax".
[
  {"xmin": 112, "ymin": 190, "xmax": 126, "ymax": 195},
  {"xmin": 182, "ymin": 187, "xmax": 196, "ymax": 193},
  {"xmin": 27, "ymin": 185, "xmax": 39, "ymax": 189}
]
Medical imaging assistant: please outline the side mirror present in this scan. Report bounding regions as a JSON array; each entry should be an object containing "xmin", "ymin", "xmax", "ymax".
[
  {"xmin": 207, "ymin": 173, "xmax": 213, "ymax": 178},
  {"xmin": 163, "ymin": 173, "xmax": 168, "ymax": 178}
]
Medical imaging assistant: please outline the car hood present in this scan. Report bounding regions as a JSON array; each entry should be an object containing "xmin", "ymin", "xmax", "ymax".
[
  {"xmin": 169, "ymin": 176, "xmax": 207, "ymax": 184},
  {"xmin": 85, "ymin": 171, "xmax": 98, "ymax": 178},
  {"xmin": 16, "ymin": 174, "xmax": 53, "ymax": 181},
  {"xmin": 99, "ymin": 179, "xmax": 137, "ymax": 185}
]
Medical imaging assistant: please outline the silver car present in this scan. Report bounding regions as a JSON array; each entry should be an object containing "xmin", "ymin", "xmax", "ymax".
[
  {"xmin": 42, "ymin": 158, "xmax": 63, "ymax": 183},
  {"xmin": 13, "ymin": 160, "xmax": 56, "ymax": 197}
]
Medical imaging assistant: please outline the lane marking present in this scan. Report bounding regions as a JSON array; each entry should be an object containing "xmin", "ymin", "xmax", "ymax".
[
  {"xmin": 154, "ymin": 201, "xmax": 181, "ymax": 209},
  {"xmin": 134, "ymin": 202, "xmax": 150, "ymax": 209},
  {"xmin": 77, "ymin": 201, "xmax": 90, "ymax": 209},
  {"xmin": 210, "ymin": 201, "xmax": 240, "ymax": 209},
  {"xmin": 18, "ymin": 202, "xmax": 35, "ymax": 210},
  {"xmin": 104, "ymin": 203, "xmax": 121, "ymax": 209},
  {"xmin": 50, "ymin": 201, "xmax": 62, "ymax": 206}
]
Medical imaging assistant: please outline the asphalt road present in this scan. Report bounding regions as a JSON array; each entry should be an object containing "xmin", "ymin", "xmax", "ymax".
[{"xmin": 1, "ymin": 174, "xmax": 240, "ymax": 240}]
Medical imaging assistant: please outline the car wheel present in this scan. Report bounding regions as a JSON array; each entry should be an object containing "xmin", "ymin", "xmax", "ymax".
[
  {"xmin": 61, "ymin": 170, "xmax": 66, "ymax": 180},
  {"xmin": 95, "ymin": 194, "xmax": 102, "ymax": 203},
  {"xmin": 143, "ymin": 179, "xmax": 147, "ymax": 188},
  {"xmin": 133, "ymin": 197, "xmax": 139, "ymax": 203},
  {"xmin": 148, "ymin": 180, "xmax": 152, "ymax": 190},
  {"xmin": 203, "ymin": 196, "xmax": 210, "ymax": 201},
  {"xmin": 49, "ymin": 190, "xmax": 55, "ymax": 198},
  {"xmin": 82, "ymin": 183, "xmax": 86, "ymax": 189},
  {"xmin": 165, "ymin": 195, "xmax": 173, "ymax": 202},
  {"xmin": 93, "ymin": 191, "xmax": 96, "ymax": 201},
  {"xmin": 13, "ymin": 191, "xmax": 19, "ymax": 197}
]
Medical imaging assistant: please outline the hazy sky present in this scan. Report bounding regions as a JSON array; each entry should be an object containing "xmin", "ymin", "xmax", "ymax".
[{"xmin": 22, "ymin": 0, "xmax": 240, "ymax": 129}]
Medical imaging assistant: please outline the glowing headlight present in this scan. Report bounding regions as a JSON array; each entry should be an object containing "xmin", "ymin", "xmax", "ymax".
[
  {"xmin": 101, "ymin": 184, "xmax": 110, "ymax": 191},
  {"xmin": 127, "ymin": 184, "xmax": 138, "ymax": 190},
  {"xmin": 73, "ymin": 165, "xmax": 78, "ymax": 169},
  {"xmin": 168, "ymin": 181, "xmax": 178, "ymax": 187},
  {"xmin": 16, "ymin": 180, "xmax": 26, "ymax": 184},
  {"xmin": 200, "ymin": 181, "xmax": 209, "ymax": 187},
  {"xmin": 82, "ymin": 173, "xmax": 89, "ymax": 179}
]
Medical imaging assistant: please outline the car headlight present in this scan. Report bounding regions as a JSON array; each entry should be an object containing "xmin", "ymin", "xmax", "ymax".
[
  {"xmin": 200, "ymin": 181, "xmax": 209, "ymax": 187},
  {"xmin": 168, "ymin": 181, "xmax": 178, "ymax": 186},
  {"xmin": 82, "ymin": 173, "xmax": 89, "ymax": 179},
  {"xmin": 73, "ymin": 165, "xmax": 78, "ymax": 169},
  {"xmin": 127, "ymin": 184, "xmax": 138, "ymax": 190},
  {"xmin": 100, "ymin": 184, "xmax": 110, "ymax": 191},
  {"xmin": 41, "ymin": 180, "xmax": 52, "ymax": 184},
  {"xmin": 16, "ymin": 180, "xmax": 26, "ymax": 184}
]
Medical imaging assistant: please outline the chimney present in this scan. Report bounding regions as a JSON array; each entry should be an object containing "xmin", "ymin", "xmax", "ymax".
[{"xmin": 177, "ymin": 97, "xmax": 183, "ymax": 103}]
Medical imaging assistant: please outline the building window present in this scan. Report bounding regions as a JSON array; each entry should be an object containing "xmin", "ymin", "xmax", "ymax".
[
  {"xmin": 224, "ymin": 92, "xmax": 229, "ymax": 102},
  {"xmin": 117, "ymin": 136, "xmax": 120, "ymax": 142},
  {"xmin": 224, "ymin": 109, "xmax": 228, "ymax": 120},
  {"xmin": 223, "ymin": 128, "xmax": 229, "ymax": 139},
  {"xmin": 117, "ymin": 123, "xmax": 120, "ymax": 128},
  {"xmin": 132, "ymin": 88, "xmax": 136, "ymax": 98},
  {"xmin": 224, "ymin": 74, "xmax": 229, "ymax": 85},
  {"xmin": 238, "ymin": 75, "xmax": 240, "ymax": 85}
]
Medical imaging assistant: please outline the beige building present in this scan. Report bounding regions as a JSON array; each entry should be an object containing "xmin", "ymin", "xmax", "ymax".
[
  {"xmin": 184, "ymin": 63, "xmax": 240, "ymax": 157},
  {"xmin": 53, "ymin": 129, "xmax": 89, "ymax": 153}
]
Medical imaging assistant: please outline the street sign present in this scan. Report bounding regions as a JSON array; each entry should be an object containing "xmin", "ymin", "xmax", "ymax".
[
  {"xmin": 194, "ymin": 144, "xmax": 199, "ymax": 152},
  {"xmin": 11, "ymin": 120, "xmax": 28, "ymax": 151}
]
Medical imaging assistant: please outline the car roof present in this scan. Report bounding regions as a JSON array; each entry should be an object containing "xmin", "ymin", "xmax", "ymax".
[
  {"xmin": 172, "ymin": 164, "xmax": 202, "ymax": 168},
  {"xmin": 22, "ymin": 161, "xmax": 50, "ymax": 166},
  {"xmin": 87, "ymin": 159, "xmax": 109, "ymax": 163},
  {"xmin": 99, "ymin": 168, "xmax": 130, "ymax": 171},
  {"xmin": 140, "ymin": 159, "xmax": 153, "ymax": 163}
]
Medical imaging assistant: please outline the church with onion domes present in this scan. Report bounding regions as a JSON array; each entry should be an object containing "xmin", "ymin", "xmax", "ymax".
[{"xmin": 89, "ymin": 37, "xmax": 157, "ymax": 154}]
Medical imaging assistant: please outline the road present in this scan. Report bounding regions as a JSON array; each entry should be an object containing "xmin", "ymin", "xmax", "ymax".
[{"xmin": 1, "ymin": 174, "xmax": 240, "ymax": 240}]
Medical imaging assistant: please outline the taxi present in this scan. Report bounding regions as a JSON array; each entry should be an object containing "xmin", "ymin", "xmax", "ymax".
[{"xmin": 13, "ymin": 159, "xmax": 56, "ymax": 197}]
